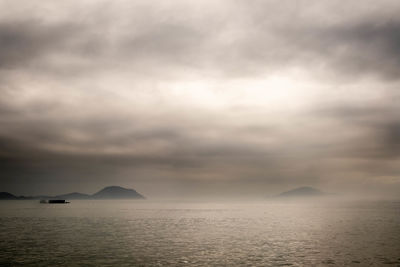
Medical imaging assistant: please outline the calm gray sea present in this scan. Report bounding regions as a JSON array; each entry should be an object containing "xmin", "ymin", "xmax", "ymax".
[{"xmin": 0, "ymin": 200, "xmax": 399, "ymax": 266}]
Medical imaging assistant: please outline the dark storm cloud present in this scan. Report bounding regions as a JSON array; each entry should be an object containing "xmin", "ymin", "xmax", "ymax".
[
  {"xmin": 0, "ymin": 20, "xmax": 83, "ymax": 68},
  {"xmin": 384, "ymin": 123, "xmax": 400, "ymax": 149},
  {"xmin": 110, "ymin": 7, "xmax": 400, "ymax": 80},
  {"xmin": 293, "ymin": 21, "xmax": 400, "ymax": 80},
  {"xmin": 0, "ymin": 121, "xmax": 287, "ymax": 196},
  {"xmin": 211, "ymin": 16, "xmax": 400, "ymax": 80},
  {"xmin": 332, "ymin": 21, "xmax": 400, "ymax": 79},
  {"xmin": 314, "ymin": 101, "xmax": 400, "ymax": 160},
  {"xmin": 1, "ymin": 1, "xmax": 400, "ymax": 80}
]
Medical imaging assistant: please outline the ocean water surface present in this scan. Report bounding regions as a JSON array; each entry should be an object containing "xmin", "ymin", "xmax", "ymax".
[{"xmin": 0, "ymin": 200, "xmax": 399, "ymax": 266}]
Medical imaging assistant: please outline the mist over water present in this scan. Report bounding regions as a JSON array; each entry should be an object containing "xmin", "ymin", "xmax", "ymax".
[{"xmin": 1, "ymin": 200, "xmax": 399, "ymax": 266}]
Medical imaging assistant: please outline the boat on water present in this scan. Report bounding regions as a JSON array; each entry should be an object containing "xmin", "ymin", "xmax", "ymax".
[{"xmin": 40, "ymin": 199, "xmax": 70, "ymax": 204}]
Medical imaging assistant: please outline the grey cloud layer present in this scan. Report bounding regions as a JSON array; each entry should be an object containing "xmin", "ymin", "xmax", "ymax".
[
  {"xmin": 2, "ymin": 1, "xmax": 400, "ymax": 78},
  {"xmin": 1, "ymin": 0, "xmax": 400, "ymax": 197}
]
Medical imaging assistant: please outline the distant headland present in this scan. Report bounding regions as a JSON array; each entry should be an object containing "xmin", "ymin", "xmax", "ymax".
[
  {"xmin": 276, "ymin": 186, "xmax": 326, "ymax": 198},
  {"xmin": 0, "ymin": 186, "xmax": 145, "ymax": 200}
]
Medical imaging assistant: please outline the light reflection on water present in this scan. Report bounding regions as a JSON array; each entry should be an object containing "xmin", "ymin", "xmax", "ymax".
[{"xmin": 0, "ymin": 200, "xmax": 399, "ymax": 266}]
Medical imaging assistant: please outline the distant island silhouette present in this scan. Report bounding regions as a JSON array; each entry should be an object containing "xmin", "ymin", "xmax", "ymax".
[
  {"xmin": 92, "ymin": 186, "xmax": 144, "ymax": 199},
  {"xmin": 0, "ymin": 186, "xmax": 145, "ymax": 200},
  {"xmin": 0, "ymin": 192, "xmax": 19, "ymax": 200},
  {"xmin": 277, "ymin": 186, "xmax": 325, "ymax": 198}
]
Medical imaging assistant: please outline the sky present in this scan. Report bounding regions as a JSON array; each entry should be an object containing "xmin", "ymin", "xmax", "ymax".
[{"xmin": 1, "ymin": 0, "xmax": 400, "ymax": 198}]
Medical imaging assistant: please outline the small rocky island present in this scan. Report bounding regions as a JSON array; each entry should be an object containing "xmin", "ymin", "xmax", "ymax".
[
  {"xmin": 92, "ymin": 186, "xmax": 145, "ymax": 199},
  {"xmin": 277, "ymin": 186, "xmax": 325, "ymax": 198}
]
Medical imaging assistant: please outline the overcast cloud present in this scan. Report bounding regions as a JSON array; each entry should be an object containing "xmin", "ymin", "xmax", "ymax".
[{"xmin": 1, "ymin": 0, "xmax": 400, "ymax": 198}]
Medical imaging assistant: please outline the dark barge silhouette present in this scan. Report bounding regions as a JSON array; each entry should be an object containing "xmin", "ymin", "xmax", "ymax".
[{"xmin": 40, "ymin": 199, "xmax": 70, "ymax": 204}]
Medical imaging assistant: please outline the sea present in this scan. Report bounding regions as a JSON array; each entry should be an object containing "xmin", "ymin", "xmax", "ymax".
[{"xmin": 0, "ymin": 199, "xmax": 399, "ymax": 266}]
